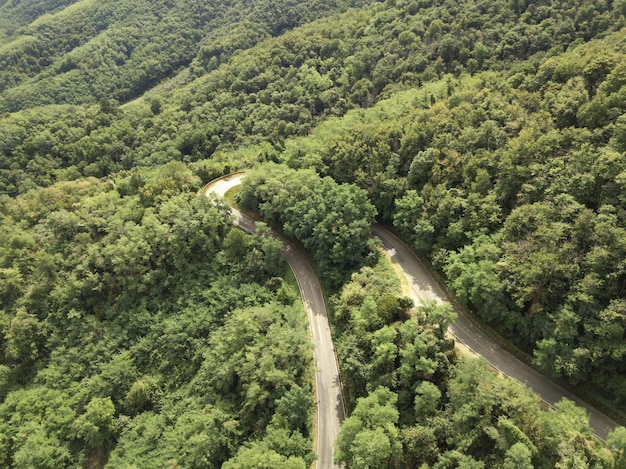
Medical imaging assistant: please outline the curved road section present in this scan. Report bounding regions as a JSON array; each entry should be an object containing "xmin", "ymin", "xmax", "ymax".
[
  {"xmin": 204, "ymin": 173, "xmax": 345, "ymax": 469},
  {"xmin": 372, "ymin": 225, "xmax": 619, "ymax": 441}
]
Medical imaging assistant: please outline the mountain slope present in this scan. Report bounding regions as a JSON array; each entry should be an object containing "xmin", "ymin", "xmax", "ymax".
[
  {"xmin": 2, "ymin": 0, "xmax": 626, "ymax": 466},
  {"xmin": 0, "ymin": 0, "xmax": 622, "ymax": 195},
  {"xmin": 0, "ymin": 0, "xmax": 373, "ymax": 111}
]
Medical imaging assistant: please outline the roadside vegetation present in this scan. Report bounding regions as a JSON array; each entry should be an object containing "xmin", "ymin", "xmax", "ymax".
[
  {"xmin": 0, "ymin": 163, "xmax": 313, "ymax": 467},
  {"xmin": 237, "ymin": 164, "xmax": 377, "ymax": 288},
  {"xmin": 330, "ymin": 255, "xmax": 625, "ymax": 467}
]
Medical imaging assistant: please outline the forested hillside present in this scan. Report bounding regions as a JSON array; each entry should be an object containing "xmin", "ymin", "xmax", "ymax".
[
  {"xmin": 328, "ymin": 258, "xmax": 625, "ymax": 467},
  {"xmin": 3, "ymin": 0, "xmax": 626, "ymax": 466},
  {"xmin": 0, "ymin": 163, "xmax": 313, "ymax": 467},
  {"xmin": 277, "ymin": 31, "xmax": 626, "ymax": 410},
  {"xmin": 0, "ymin": 0, "xmax": 77, "ymax": 35},
  {"xmin": 0, "ymin": 0, "xmax": 372, "ymax": 111},
  {"xmin": 1, "ymin": 0, "xmax": 622, "ymax": 196}
]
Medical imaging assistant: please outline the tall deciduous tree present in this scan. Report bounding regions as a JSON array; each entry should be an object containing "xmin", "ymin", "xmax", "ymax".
[{"xmin": 335, "ymin": 386, "xmax": 402, "ymax": 468}]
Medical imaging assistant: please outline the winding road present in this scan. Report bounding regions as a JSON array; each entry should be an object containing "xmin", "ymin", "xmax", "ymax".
[
  {"xmin": 205, "ymin": 172, "xmax": 619, "ymax": 468},
  {"xmin": 372, "ymin": 226, "xmax": 619, "ymax": 441},
  {"xmin": 204, "ymin": 173, "xmax": 345, "ymax": 469}
]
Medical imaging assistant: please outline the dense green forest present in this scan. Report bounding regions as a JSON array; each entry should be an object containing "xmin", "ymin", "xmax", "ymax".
[
  {"xmin": 1, "ymin": 0, "xmax": 622, "ymax": 195},
  {"xmin": 329, "ymin": 257, "xmax": 626, "ymax": 467},
  {"xmin": 0, "ymin": 163, "xmax": 314, "ymax": 467},
  {"xmin": 3, "ymin": 0, "xmax": 626, "ymax": 466},
  {"xmin": 238, "ymin": 164, "xmax": 377, "ymax": 287},
  {"xmin": 0, "ymin": 0, "xmax": 372, "ymax": 111}
]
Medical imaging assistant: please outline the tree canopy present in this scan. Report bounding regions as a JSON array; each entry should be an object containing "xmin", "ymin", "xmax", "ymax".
[
  {"xmin": 0, "ymin": 164, "xmax": 313, "ymax": 467},
  {"xmin": 238, "ymin": 163, "xmax": 377, "ymax": 286},
  {"xmin": 2, "ymin": 0, "xmax": 626, "ymax": 465}
]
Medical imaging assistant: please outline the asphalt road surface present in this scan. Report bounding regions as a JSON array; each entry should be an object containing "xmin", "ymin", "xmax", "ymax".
[
  {"xmin": 204, "ymin": 173, "xmax": 345, "ymax": 469},
  {"xmin": 372, "ymin": 225, "xmax": 619, "ymax": 441}
]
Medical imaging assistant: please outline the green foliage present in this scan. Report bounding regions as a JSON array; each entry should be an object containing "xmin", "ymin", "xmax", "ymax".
[
  {"xmin": 331, "ymin": 250, "xmax": 618, "ymax": 467},
  {"xmin": 335, "ymin": 386, "xmax": 402, "ymax": 468},
  {"xmin": 1, "ymin": 0, "xmax": 622, "ymax": 198},
  {"xmin": 330, "ymin": 254, "xmax": 454, "ymax": 413},
  {"xmin": 0, "ymin": 0, "xmax": 370, "ymax": 111},
  {"xmin": 238, "ymin": 163, "xmax": 377, "ymax": 286},
  {"xmin": 2, "ymin": 0, "xmax": 626, "ymax": 465},
  {"xmin": 0, "ymin": 164, "xmax": 313, "ymax": 466},
  {"xmin": 0, "ymin": 387, "xmax": 76, "ymax": 468},
  {"xmin": 502, "ymin": 442, "xmax": 534, "ymax": 469},
  {"xmin": 274, "ymin": 384, "xmax": 312, "ymax": 435},
  {"xmin": 72, "ymin": 397, "xmax": 116, "ymax": 450},
  {"xmin": 608, "ymin": 427, "xmax": 626, "ymax": 469},
  {"xmin": 270, "ymin": 27, "xmax": 626, "ymax": 409},
  {"xmin": 11, "ymin": 424, "xmax": 71, "ymax": 469},
  {"xmin": 413, "ymin": 381, "xmax": 441, "ymax": 420}
]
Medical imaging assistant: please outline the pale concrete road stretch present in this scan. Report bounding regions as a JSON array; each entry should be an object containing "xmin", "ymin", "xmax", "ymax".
[
  {"xmin": 372, "ymin": 225, "xmax": 619, "ymax": 441},
  {"xmin": 204, "ymin": 173, "xmax": 345, "ymax": 469}
]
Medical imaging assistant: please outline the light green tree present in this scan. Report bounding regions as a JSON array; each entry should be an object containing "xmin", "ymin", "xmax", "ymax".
[
  {"xmin": 72, "ymin": 397, "xmax": 116, "ymax": 450},
  {"xmin": 335, "ymin": 386, "xmax": 401, "ymax": 468}
]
